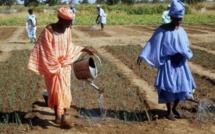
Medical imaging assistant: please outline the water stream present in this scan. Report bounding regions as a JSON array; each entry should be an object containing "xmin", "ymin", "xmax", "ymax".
[{"xmin": 196, "ymin": 99, "xmax": 215, "ymax": 122}]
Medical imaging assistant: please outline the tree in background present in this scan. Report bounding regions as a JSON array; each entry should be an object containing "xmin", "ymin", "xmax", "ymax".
[
  {"xmin": 80, "ymin": 0, "xmax": 89, "ymax": 4},
  {"xmin": 184, "ymin": 0, "xmax": 205, "ymax": 4},
  {"xmin": 0, "ymin": 0, "xmax": 16, "ymax": 6},
  {"xmin": 95, "ymin": 0, "xmax": 106, "ymax": 4},
  {"xmin": 68, "ymin": 0, "xmax": 75, "ymax": 4},
  {"xmin": 24, "ymin": 0, "xmax": 39, "ymax": 6},
  {"xmin": 105, "ymin": 0, "xmax": 120, "ymax": 5},
  {"xmin": 44, "ymin": 0, "xmax": 58, "ymax": 6},
  {"xmin": 121, "ymin": 0, "xmax": 135, "ymax": 5}
]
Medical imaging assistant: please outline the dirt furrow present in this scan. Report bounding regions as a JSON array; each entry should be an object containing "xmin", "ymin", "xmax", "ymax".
[
  {"xmin": 7, "ymin": 27, "xmax": 25, "ymax": 42},
  {"xmin": 96, "ymin": 47, "xmax": 166, "ymax": 110},
  {"xmin": 189, "ymin": 62, "xmax": 215, "ymax": 80},
  {"xmin": 191, "ymin": 45, "xmax": 215, "ymax": 55},
  {"xmin": 0, "ymin": 51, "xmax": 11, "ymax": 62}
]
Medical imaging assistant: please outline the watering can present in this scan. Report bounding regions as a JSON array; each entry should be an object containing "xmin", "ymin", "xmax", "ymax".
[{"xmin": 73, "ymin": 54, "xmax": 103, "ymax": 93}]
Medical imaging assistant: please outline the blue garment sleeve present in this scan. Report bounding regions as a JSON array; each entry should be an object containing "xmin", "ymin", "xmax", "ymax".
[
  {"xmin": 139, "ymin": 27, "xmax": 193, "ymax": 68},
  {"xmin": 139, "ymin": 28, "xmax": 166, "ymax": 67}
]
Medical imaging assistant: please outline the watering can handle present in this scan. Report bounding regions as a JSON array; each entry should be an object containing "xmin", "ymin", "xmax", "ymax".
[{"xmin": 81, "ymin": 53, "xmax": 101, "ymax": 64}]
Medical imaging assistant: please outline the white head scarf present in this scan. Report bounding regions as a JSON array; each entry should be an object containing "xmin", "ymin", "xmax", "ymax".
[{"xmin": 169, "ymin": 0, "xmax": 185, "ymax": 18}]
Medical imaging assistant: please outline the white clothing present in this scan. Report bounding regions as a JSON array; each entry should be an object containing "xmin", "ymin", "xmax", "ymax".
[{"xmin": 96, "ymin": 8, "xmax": 106, "ymax": 24}]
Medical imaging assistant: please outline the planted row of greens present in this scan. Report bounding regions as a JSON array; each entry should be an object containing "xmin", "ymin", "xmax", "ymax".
[
  {"xmin": 192, "ymin": 42, "xmax": 215, "ymax": 51},
  {"xmin": 71, "ymin": 54, "xmax": 150, "ymax": 123},
  {"xmin": 0, "ymin": 50, "xmax": 43, "ymax": 133},
  {"xmin": 0, "ymin": 50, "xmax": 42, "ymax": 113},
  {"xmin": 0, "ymin": 49, "xmax": 150, "ymax": 130},
  {"xmin": 191, "ymin": 48, "xmax": 215, "ymax": 71},
  {"xmin": 103, "ymin": 45, "xmax": 215, "ymax": 101}
]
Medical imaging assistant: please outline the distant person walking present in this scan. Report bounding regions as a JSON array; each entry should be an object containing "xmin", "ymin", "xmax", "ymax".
[
  {"xmin": 162, "ymin": 5, "xmax": 171, "ymax": 24},
  {"xmin": 26, "ymin": 9, "xmax": 37, "ymax": 43},
  {"xmin": 70, "ymin": 4, "xmax": 77, "ymax": 29},
  {"xmin": 137, "ymin": 0, "xmax": 196, "ymax": 120},
  {"xmin": 96, "ymin": 5, "xmax": 106, "ymax": 30}
]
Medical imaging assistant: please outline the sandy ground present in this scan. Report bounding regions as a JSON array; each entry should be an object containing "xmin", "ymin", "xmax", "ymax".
[{"xmin": 0, "ymin": 24, "xmax": 215, "ymax": 134}]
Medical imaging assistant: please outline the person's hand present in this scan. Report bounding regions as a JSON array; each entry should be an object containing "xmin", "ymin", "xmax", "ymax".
[
  {"xmin": 82, "ymin": 48, "xmax": 97, "ymax": 55},
  {"xmin": 137, "ymin": 57, "xmax": 142, "ymax": 65}
]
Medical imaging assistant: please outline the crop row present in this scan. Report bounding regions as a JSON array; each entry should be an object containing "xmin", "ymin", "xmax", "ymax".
[{"xmin": 104, "ymin": 45, "xmax": 215, "ymax": 107}]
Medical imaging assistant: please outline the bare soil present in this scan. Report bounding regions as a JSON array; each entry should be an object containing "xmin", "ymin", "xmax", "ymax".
[{"xmin": 0, "ymin": 24, "xmax": 215, "ymax": 134}]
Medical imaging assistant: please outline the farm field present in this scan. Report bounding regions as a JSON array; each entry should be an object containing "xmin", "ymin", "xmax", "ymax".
[{"xmin": 0, "ymin": 23, "xmax": 215, "ymax": 134}]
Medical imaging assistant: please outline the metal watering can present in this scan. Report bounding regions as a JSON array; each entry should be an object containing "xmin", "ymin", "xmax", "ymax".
[{"xmin": 73, "ymin": 54, "xmax": 103, "ymax": 93}]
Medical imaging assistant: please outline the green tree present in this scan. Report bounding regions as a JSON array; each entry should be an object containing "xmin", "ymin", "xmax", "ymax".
[
  {"xmin": 24, "ymin": 0, "xmax": 39, "ymax": 6},
  {"xmin": 95, "ymin": 0, "xmax": 105, "ymax": 4},
  {"xmin": 105, "ymin": 0, "xmax": 120, "ymax": 5},
  {"xmin": 80, "ymin": 0, "xmax": 89, "ymax": 4},
  {"xmin": 44, "ymin": 0, "xmax": 58, "ymax": 6},
  {"xmin": 0, "ymin": 0, "xmax": 4, "ymax": 6},
  {"xmin": 0, "ymin": 0, "xmax": 16, "ymax": 7},
  {"xmin": 184, "ymin": 0, "xmax": 205, "ymax": 4},
  {"xmin": 121, "ymin": 0, "xmax": 135, "ymax": 5}
]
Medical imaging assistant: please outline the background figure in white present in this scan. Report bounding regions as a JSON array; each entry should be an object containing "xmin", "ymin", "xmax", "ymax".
[
  {"xmin": 162, "ymin": 5, "xmax": 171, "ymax": 24},
  {"xmin": 70, "ymin": 4, "xmax": 77, "ymax": 29},
  {"xmin": 26, "ymin": 9, "xmax": 37, "ymax": 43},
  {"xmin": 96, "ymin": 5, "xmax": 106, "ymax": 30}
]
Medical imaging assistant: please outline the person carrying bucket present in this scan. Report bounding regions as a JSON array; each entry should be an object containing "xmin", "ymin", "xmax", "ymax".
[
  {"xmin": 27, "ymin": 6, "xmax": 97, "ymax": 129},
  {"xmin": 137, "ymin": 0, "xmax": 196, "ymax": 120}
]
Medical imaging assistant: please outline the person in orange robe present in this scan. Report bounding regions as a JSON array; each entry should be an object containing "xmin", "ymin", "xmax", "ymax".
[{"xmin": 27, "ymin": 6, "xmax": 96, "ymax": 129}]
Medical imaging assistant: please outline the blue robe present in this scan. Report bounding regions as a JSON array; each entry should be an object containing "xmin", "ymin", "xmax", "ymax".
[{"xmin": 139, "ymin": 26, "xmax": 196, "ymax": 103}]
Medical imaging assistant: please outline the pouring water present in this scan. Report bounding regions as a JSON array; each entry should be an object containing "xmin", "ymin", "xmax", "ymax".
[{"xmin": 187, "ymin": 98, "xmax": 215, "ymax": 122}]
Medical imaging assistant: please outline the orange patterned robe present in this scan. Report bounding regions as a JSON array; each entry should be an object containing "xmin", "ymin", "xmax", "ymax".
[{"xmin": 27, "ymin": 26, "xmax": 83, "ymax": 115}]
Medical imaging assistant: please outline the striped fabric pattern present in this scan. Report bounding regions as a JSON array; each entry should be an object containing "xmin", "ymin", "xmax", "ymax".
[{"xmin": 27, "ymin": 27, "xmax": 83, "ymax": 115}]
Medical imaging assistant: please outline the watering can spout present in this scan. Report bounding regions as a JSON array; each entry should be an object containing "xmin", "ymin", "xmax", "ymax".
[{"xmin": 84, "ymin": 79, "xmax": 102, "ymax": 92}]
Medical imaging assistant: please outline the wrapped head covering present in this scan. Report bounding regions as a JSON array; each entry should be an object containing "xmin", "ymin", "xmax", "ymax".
[
  {"xmin": 97, "ymin": 5, "xmax": 100, "ymax": 8},
  {"xmin": 58, "ymin": 6, "xmax": 75, "ymax": 20},
  {"xmin": 169, "ymin": 0, "xmax": 185, "ymax": 18},
  {"xmin": 70, "ymin": 4, "xmax": 74, "ymax": 8}
]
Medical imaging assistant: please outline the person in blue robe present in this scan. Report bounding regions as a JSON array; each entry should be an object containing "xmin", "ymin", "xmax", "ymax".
[
  {"xmin": 70, "ymin": 4, "xmax": 77, "ymax": 29},
  {"xmin": 137, "ymin": 0, "xmax": 196, "ymax": 120}
]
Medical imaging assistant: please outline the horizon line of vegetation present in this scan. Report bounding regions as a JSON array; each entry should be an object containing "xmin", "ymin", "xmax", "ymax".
[{"xmin": 0, "ymin": 3, "xmax": 215, "ymax": 26}]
